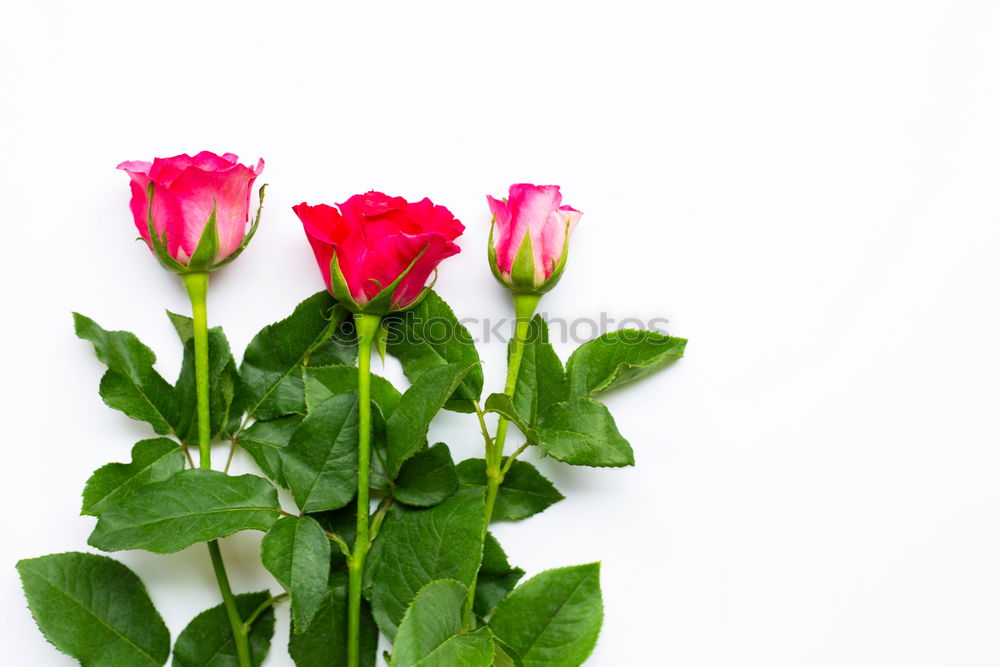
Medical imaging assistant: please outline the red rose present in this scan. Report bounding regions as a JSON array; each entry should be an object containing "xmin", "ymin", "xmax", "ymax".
[{"xmin": 294, "ymin": 191, "xmax": 464, "ymax": 313}]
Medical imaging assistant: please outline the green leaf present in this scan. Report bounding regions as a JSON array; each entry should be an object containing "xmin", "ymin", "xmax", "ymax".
[
  {"xmin": 168, "ymin": 311, "xmax": 242, "ymax": 442},
  {"xmin": 172, "ymin": 591, "xmax": 275, "ymax": 667},
  {"xmin": 536, "ymin": 399, "xmax": 634, "ymax": 467},
  {"xmin": 88, "ymin": 469, "xmax": 281, "ymax": 554},
  {"xmin": 288, "ymin": 571, "xmax": 379, "ymax": 667},
  {"xmin": 488, "ymin": 563, "xmax": 603, "ymax": 667},
  {"xmin": 483, "ymin": 393, "xmax": 537, "ymax": 442},
  {"xmin": 369, "ymin": 403, "xmax": 393, "ymax": 492},
  {"xmin": 236, "ymin": 414, "xmax": 302, "ymax": 488},
  {"xmin": 82, "ymin": 438, "xmax": 186, "ymax": 517},
  {"xmin": 386, "ymin": 362, "xmax": 474, "ymax": 477},
  {"xmin": 239, "ymin": 292, "xmax": 354, "ymax": 421},
  {"xmin": 17, "ymin": 552, "xmax": 169, "ymax": 666},
  {"xmin": 493, "ymin": 642, "xmax": 523, "ymax": 667},
  {"xmin": 456, "ymin": 459, "xmax": 564, "ymax": 522},
  {"xmin": 384, "ymin": 290, "xmax": 483, "ymax": 412},
  {"xmin": 511, "ymin": 316, "xmax": 568, "ymax": 425},
  {"xmin": 73, "ymin": 313, "xmax": 179, "ymax": 435},
  {"xmin": 361, "ymin": 505, "xmax": 403, "ymax": 594},
  {"xmin": 304, "ymin": 364, "xmax": 401, "ymax": 415},
  {"xmin": 260, "ymin": 516, "xmax": 331, "ymax": 634},
  {"xmin": 391, "ymin": 580, "xmax": 494, "ymax": 667},
  {"xmin": 371, "ymin": 489, "xmax": 486, "ymax": 639},
  {"xmin": 566, "ymin": 330, "xmax": 686, "ymax": 397},
  {"xmin": 392, "ymin": 442, "xmax": 459, "ymax": 507},
  {"xmin": 474, "ymin": 533, "xmax": 524, "ymax": 618},
  {"xmin": 282, "ymin": 394, "xmax": 360, "ymax": 513}
]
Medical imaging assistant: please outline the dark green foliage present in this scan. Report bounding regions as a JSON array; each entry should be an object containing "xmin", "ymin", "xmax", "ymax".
[
  {"xmin": 240, "ymin": 292, "xmax": 354, "ymax": 421},
  {"xmin": 511, "ymin": 316, "xmax": 568, "ymax": 424},
  {"xmin": 488, "ymin": 563, "xmax": 603, "ymax": 667},
  {"xmin": 282, "ymin": 394, "xmax": 360, "ymax": 513},
  {"xmin": 17, "ymin": 552, "xmax": 170, "ymax": 666},
  {"xmin": 567, "ymin": 329, "xmax": 686, "ymax": 397},
  {"xmin": 74, "ymin": 313, "xmax": 179, "ymax": 435},
  {"xmin": 390, "ymin": 580, "xmax": 494, "ymax": 666},
  {"xmin": 370, "ymin": 489, "xmax": 486, "ymax": 639},
  {"xmin": 82, "ymin": 438, "xmax": 185, "ymax": 517},
  {"xmin": 535, "ymin": 399, "xmax": 635, "ymax": 467},
  {"xmin": 474, "ymin": 533, "xmax": 524, "ymax": 618},
  {"xmin": 385, "ymin": 362, "xmax": 474, "ymax": 477},
  {"xmin": 455, "ymin": 459, "xmax": 563, "ymax": 521},
  {"xmin": 392, "ymin": 442, "xmax": 459, "ymax": 507},
  {"xmin": 88, "ymin": 470, "xmax": 281, "ymax": 553},
  {"xmin": 172, "ymin": 591, "xmax": 275, "ymax": 666},
  {"xmin": 260, "ymin": 516, "xmax": 331, "ymax": 633},
  {"xmin": 168, "ymin": 311, "xmax": 242, "ymax": 442},
  {"xmin": 384, "ymin": 290, "xmax": 484, "ymax": 412},
  {"xmin": 288, "ymin": 572, "xmax": 378, "ymax": 667}
]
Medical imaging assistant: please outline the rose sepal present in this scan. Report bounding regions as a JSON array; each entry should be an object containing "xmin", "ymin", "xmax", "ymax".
[
  {"xmin": 184, "ymin": 206, "xmax": 221, "ymax": 273},
  {"xmin": 508, "ymin": 230, "xmax": 538, "ymax": 293},
  {"xmin": 488, "ymin": 215, "xmax": 573, "ymax": 296},
  {"xmin": 487, "ymin": 218, "xmax": 506, "ymax": 286},
  {"xmin": 328, "ymin": 245, "xmax": 431, "ymax": 316}
]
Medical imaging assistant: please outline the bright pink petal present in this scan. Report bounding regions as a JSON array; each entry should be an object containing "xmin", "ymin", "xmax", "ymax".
[
  {"xmin": 559, "ymin": 205, "xmax": 582, "ymax": 236},
  {"xmin": 148, "ymin": 155, "xmax": 193, "ymax": 187},
  {"xmin": 488, "ymin": 184, "xmax": 581, "ymax": 284},
  {"xmin": 163, "ymin": 170, "xmax": 232, "ymax": 260},
  {"xmin": 117, "ymin": 160, "xmax": 153, "ymax": 175},
  {"xmin": 189, "ymin": 151, "xmax": 239, "ymax": 171},
  {"xmin": 120, "ymin": 152, "xmax": 262, "ymax": 266},
  {"xmin": 510, "ymin": 184, "xmax": 561, "ymax": 280},
  {"xmin": 487, "ymin": 194, "xmax": 520, "ymax": 274},
  {"xmin": 126, "ymin": 179, "xmax": 153, "ymax": 246}
]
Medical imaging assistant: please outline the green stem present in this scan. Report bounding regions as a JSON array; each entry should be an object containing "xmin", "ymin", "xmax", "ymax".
[
  {"xmin": 464, "ymin": 292, "xmax": 540, "ymax": 626},
  {"xmin": 182, "ymin": 272, "xmax": 253, "ymax": 667},
  {"xmin": 243, "ymin": 592, "xmax": 289, "ymax": 632},
  {"xmin": 183, "ymin": 272, "xmax": 213, "ymax": 469},
  {"xmin": 472, "ymin": 400, "xmax": 495, "ymax": 462},
  {"xmin": 501, "ymin": 442, "xmax": 531, "ymax": 475},
  {"xmin": 325, "ymin": 529, "xmax": 353, "ymax": 560},
  {"xmin": 348, "ymin": 313, "xmax": 381, "ymax": 667}
]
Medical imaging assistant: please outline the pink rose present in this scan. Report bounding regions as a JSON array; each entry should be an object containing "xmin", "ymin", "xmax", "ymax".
[
  {"xmin": 118, "ymin": 151, "xmax": 264, "ymax": 271},
  {"xmin": 293, "ymin": 191, "xmax": 464, "ymax": 313},
  {"xmin": 487, "ymin": 183, "xmax": 582, "ymax": 293}
]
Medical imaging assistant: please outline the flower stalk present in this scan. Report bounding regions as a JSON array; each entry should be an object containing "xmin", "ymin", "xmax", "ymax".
[
  {"xmin": 348, "ymin": 313, "xmax": 382, "ymax": 667},
  {"xmin": 182, "ymin": 271, "xmax": 253, "ymax": 667},
  {"xmin": 465, "ymin": 292, "xmax": 539, "ymax": 624}
]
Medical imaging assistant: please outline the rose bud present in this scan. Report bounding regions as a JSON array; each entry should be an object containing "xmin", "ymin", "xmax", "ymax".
[
  {"xmin": 486, "ymin": 183, "xmax": 582, "ymax": 294},
  {"xmin": 294, "ymin": 191, "xmax": 464, "ymax": 315},
  {"xmin": 117, "ymin": 151, "xmax": 265, "ymax": 273}
]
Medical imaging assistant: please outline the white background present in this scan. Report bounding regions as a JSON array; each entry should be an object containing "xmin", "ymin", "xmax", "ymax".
[{"xmin": 2, "ymin": 1, "xmax": 999, "ymax": 665}]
